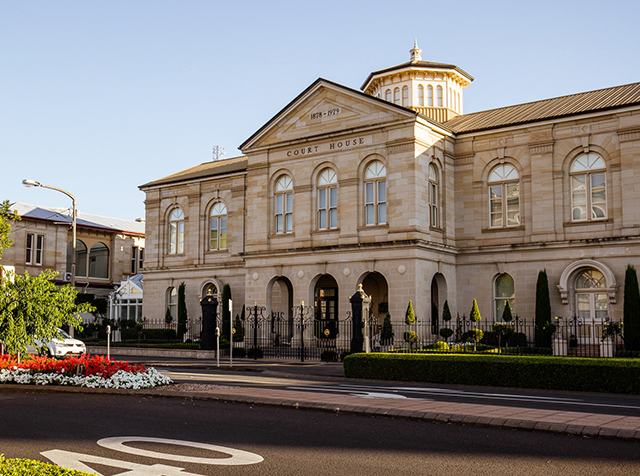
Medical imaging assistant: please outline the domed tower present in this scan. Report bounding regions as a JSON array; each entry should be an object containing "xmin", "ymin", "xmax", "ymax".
[{"xmin": 361, "ymin": 40, "xmax": 473, "ymax": 123}]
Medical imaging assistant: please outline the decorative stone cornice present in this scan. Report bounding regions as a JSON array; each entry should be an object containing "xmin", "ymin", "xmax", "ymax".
[
  {"xmin": 386, "ymin": 139, "xmax": 414, "ymax": 154},
  {"xmin": 455, "ymin": 154, "xmax": 474, "ymax": 165},
  {"xmin": 618, "ymin": 127, "xmax": 640, "ymax": 142},
  {"xmin": 529, "ymin": 141, "xmax": 554, "ymax": 155}
]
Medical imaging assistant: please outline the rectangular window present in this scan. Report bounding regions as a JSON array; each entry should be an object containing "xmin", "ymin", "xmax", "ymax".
[
  {"xmin": 377, "ymin": 180, "xmax": 386, "ymax": 224},
  {"xmin": 318, "ymin": 188, "xmax": 327, "ymax": 229},
  {"xmin": 571, "ymin": 174, "xmax": 587, "ymax": 221},
  {"xmin": 220, "ymin": 216, "xmax": 227, "ymax": 249},
  {"xmin": 489, "ymin": 185, "xmax": 503, "ymax": 227},
  {"xmin": 365, "ymin": 182, "xmax": 375, "ymax": 225},
  {"xmin": 131, "ymin": 246, "xmax": 137, "ymax": 273},
  {"xmin": 26, "ymin": 233, "xmax": 43, "ymax": 265},
  {"xmin": 26, "ymin": 233, "xmax": 33, "ymax": 264},
  {"xmin": 210, "ymin": 219, "xmax": 219, "ymax": 250},
  {"xmin": 275, "ymin": 194, "xmax": 283, "ymax": 233},
  {"xmin": 139, "ymin": 248, "xmax": 144, "ymax": 270},
  {"xmin": 329, "ymin": 187, "xmax": 337, "ymax": 228},
  {"xmin": 590, "ymin": 172, "xmax": 606, "ymax": 219},
  {"xmin": 285, "ymin": 193, "xmax": 293, "ymax": 233},
  {"xmin": 429, "ymin": 182, "xmax": 438, "ymax": 227}
]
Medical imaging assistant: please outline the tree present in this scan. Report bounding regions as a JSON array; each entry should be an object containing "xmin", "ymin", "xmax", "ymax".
[
  {"xmin": 440, "ymin": 300, "xmax": 453, "ymax": 342},
  {"xmin": 469, "ymin": 299, "xmax": 482, "ymax": 327},
  {"xmin": 535, "ymin": 269, "xmax": 551, "ymax": 347},
  {"xmin": 466, "ymin": 328, "xmax": 484, "ymax": 352},
  {"xmin": 177, "ymin": 282, "xmax": 187, "ymax": 340},
  {"xmin": 405, "ymin": 300, "xmax": 416, "ymax": 326},
  {"xmin": 221, "ymin": 284, "xmax": 232, "ymax": 339},
  {"xmin": 0, "ymin": 200, "xmax": 16, "ymax": 259},
  {"xmin": 442, "ymin": 300, "xmax": 452, "ymax": 323},
  {"xmin": 502, "ymin": 301, "xmax": 513, "ymax": 322},
  {"xmin": 380, "ymin": 311, "xmax": 394, "ymax": 345},
  {"xmin": 0, "ymin": 202, "xmax": 93, "ymax": 355},
  {"xmin": 624, "ymin": 265, "xmax": 640, "ymax": 351}
]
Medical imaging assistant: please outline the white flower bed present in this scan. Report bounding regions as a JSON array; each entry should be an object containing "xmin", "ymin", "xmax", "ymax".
[{"xmin": 0, "ymin": 367, "xmax": 172, "ymax": 389}]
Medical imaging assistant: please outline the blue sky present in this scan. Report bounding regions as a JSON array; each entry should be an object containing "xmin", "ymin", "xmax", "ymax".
[{"xmin": 2, "ymin": 0, "xmax": 639, "ymax": 221}]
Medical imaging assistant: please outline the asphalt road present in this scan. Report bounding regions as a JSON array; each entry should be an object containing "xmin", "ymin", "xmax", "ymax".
[
  {"xmin": 119, "ymin": 354, "xmax": 640, "ymax": 418},
  {"xmin": 2, "ymin": 391, "xmax": 640, "ymax": 476}
]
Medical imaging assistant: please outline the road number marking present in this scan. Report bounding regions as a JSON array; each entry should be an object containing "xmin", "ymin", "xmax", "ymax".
[{"xmin": 41, "ymin": 436, "xmax": 263, "ymax": 476}]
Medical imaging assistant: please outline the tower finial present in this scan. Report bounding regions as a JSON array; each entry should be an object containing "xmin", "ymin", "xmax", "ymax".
[{"xmin": 410, "ymin": 39, "xmax": 422, "ymax": 62}]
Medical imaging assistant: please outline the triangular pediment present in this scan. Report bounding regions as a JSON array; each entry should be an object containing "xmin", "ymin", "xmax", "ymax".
[{"xmin": 240, "ymin": 78, "xmax": 418, "ymax": 152}]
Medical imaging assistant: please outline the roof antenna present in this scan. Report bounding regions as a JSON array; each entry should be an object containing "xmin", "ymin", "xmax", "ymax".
[{"xmin": 212, "ymin": 145, "xmax": 225, "ymax": 161}]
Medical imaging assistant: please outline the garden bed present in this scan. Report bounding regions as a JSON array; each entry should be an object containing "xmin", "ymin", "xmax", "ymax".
[{"xmin": 0, "ymin": 354, "xmax": 172, "ymax": 389}]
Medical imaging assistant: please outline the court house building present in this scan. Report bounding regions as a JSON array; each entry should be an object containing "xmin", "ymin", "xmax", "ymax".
[{"xmin": 139, "ymin": 42, "xmax": 640, "ymax": 344}]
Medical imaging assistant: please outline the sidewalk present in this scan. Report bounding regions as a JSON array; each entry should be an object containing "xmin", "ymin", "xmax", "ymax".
[{"xmin": 107, "ymin": 352, "xmax": 640, "ymax": 442}]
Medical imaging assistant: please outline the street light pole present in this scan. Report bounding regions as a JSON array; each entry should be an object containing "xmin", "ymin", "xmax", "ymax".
[{"xmin": 22, "ymin": 179, "xmax": 77, "ymax": 336}]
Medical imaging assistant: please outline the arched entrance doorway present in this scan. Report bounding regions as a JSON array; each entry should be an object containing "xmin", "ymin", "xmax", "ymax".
[
  {"xmin": 574, "ymin": 269, "xmax": 608, "ymax": 344},
  {"xmin": 268, "ymin": 276, "xmax": 294, "ymax": 342},
  {"xmin": 359, "ymin": 272, "xmax": 389, "ymax": 328},
  {"xmin": 313, "ymin": 274, "xmax": 339, "ymax": 338}
]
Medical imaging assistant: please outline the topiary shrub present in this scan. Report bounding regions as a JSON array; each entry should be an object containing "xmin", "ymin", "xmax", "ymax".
[
  {"xmin": 428, "ymin": 341, "xmax": 449, "ymax": 351},
  {"xmin": 466, "ymin": 328, "xmax": 484, "ymax": 351},
  {"xmin": 403, "ymin": 330, "xmax": 419, "ymax": 349},
  {"xmin": 469, "ymin": 299, "xmax": 482, "ymax": 326},
  {"xmin": 439, "ymin": 327, "xmax": 454, "ymax": 341},
  {"xmin": 535, "ymin": 270, "xmax": 551, "ymax": 348},
  {"xmin": 380, "ymin": 312, "xmax": 394, "ymax": 345}
]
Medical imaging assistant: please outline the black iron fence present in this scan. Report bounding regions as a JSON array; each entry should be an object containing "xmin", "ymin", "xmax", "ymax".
[{"xmin": 83, "ymin": 309, "xmax": 632, "ymax": 360}]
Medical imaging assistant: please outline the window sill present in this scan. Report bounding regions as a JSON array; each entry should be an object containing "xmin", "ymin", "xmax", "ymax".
[
  {"xmin": 429, "ymin": 226, "xmax": 444, "ymax": 233},
  {"xmin": 311, "ymin": 228, "xmax": 340, "ymax": 235},
  {"xmin": 269, "ymin": 232, "xmax": 295, "ymax": 239},
  {"xmin": 481, "ymin": 225, "xmax": 525, "ymax": 233},
  {"xmin": 358, "ymin": 224, "xmax": 389, "ymax": 231},
  {"xmin": 563, "ymin": 218, "xmax": 612, "ymax": 227}
]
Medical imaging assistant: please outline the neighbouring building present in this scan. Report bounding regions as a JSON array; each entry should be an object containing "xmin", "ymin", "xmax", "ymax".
[
  {"xmin": 139, "ymin": 42, "xmax": 640, "ymax": 348},
  {"xmin": 2, "ymin": 203, "xmax": 145, "ymax": 320}
]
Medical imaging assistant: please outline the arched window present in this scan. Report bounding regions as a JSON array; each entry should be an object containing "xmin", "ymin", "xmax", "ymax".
[
  {"xmin": 402, "ymin": 86, "xmax": 409, "ymax": 107},
  {"xmin": 570, "ymin": 153, "xmax": 606, "ymax": 221},
  {"xmin": 417, "ymin": 85, "xmax": 424, "ymax": 106},
  {"xmin": 168, "ymin": 208, "xmax": 184, "ymax": 254},
  {"xmin": 575, "ymin": 268, "xmax": 608, "ymax": 321},
  {"xmin": 167, "ymin": 287, "xmax": 177, "ymax": 321},
  {"xmin": 489, "ymin": 164, "xmax": 520, "ymax": 228},
  {"xmin": 494, "ymin": 273, "xmax": 515, "ymax": 321},
  {"xmin": 318, "ymin": 168, "xmax": 337, "ymax": 230},
  {"xmin": 88, "ymin": 242, "xmax": 109, "ymax": 279},
  {"xmin": 364, "ymin": 161, "xmax": 387, "ymax": 226},
  {"xmin": 427, "ymin": 85, "xmax": 433, "ymax": 106},
  {"xmin": 210, "ymin": 203, "xmax": 227, "ymax": 250},
  {"xmin": 428, "ymin": 163, "xmax": 438, "ymax": 228},
  {"xmin": 385, "ymin": 89, "xmax": 391, "ymax": 102},
  {"xmin": 436, "ymin": 86, "xmax": 443, "ymax": 107},
  {"xmin": 394, "ymin": 88, "xmax": 400, "ymax": 105},
  {"xmin": 66, "ymin": 239, "xmax": 87, "ymax": 277},
  {"xmin": 275, "ymin": 175, "xmax": 293, "ymax": 234}
]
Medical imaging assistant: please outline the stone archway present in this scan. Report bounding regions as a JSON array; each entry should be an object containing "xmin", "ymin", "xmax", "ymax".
[
  {"xmin": 358, "ymin": 272, "xmax": 389, "ymax": 327},
  {"xmin": 267, "ymin": 276, "xmax": 294, "ymax": 341},
  {"xmin": 431, "ymin": 273, "xmax": 447, "ymax": 335}
]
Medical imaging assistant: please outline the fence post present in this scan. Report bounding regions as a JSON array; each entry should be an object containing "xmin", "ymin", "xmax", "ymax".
[
  {"xmin": 253, "ymin": 302, "xmax": 258, "ymax": 361},
  {"xmin": 300, "ymin": 301, "xmax": 305, "ymax": 363}
]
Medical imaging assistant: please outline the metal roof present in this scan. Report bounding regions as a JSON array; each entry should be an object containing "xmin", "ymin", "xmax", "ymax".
[
  {"xmin": 9, "ymin": 202, "xmax": 145, "ymax": 235},
  {"xmin": 139, "ymin": 156, "xmax": 248, "ymax": 188},
  {"xmin": 445, "ymin": 82, "xmax": 640, "ymax": 134}
]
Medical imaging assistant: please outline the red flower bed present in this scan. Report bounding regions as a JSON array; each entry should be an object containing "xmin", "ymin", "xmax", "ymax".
[{"xmin": 0, "ymin": 354, "xmax": 146, "ymax": 378}]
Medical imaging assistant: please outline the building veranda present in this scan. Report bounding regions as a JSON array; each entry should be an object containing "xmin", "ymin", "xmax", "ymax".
[{"xmin": 139, "ymin": 43, "xmax": 640, "ymax": 357}]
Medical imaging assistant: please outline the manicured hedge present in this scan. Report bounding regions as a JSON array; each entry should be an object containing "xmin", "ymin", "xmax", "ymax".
[
  {"xmin": 343, "ymin": 353, "xmax": 640, "ymax": 394},
  {"xmin": 0, "ymin": 456, "xmax": 94, "ymax": 475}
]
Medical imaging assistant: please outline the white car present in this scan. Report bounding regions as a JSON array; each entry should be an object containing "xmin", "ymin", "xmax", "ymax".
[{"xmin": 35, "ymin": 328, "xmax": 86, "ymax": 358}]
